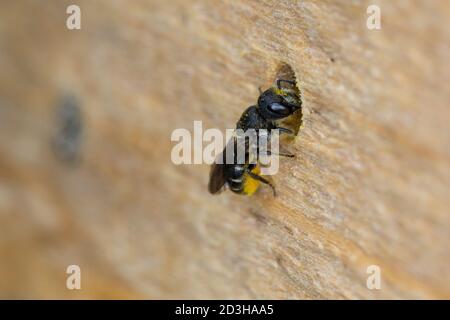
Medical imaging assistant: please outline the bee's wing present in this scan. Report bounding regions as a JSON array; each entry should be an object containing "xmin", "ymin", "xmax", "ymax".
[
  {"xmin": 208, "ymin": 161, "xmax": 227, "ymax": 194},
  {"xmin": 208, "ymin": 138, "xmax": 237, "ymax": 194}
]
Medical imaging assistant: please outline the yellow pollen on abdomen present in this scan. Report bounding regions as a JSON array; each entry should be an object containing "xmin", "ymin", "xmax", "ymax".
[{"xmin": 242, "ymin": 165, "xmax": 261, "ymax": 195}]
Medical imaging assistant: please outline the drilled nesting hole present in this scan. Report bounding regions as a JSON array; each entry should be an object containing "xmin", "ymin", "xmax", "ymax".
[{"xmin": 273, "ymin": 63, "xmax": 303, "ymax": 137}]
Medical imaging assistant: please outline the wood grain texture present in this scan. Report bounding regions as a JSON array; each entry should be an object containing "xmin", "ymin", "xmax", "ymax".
[{"xmin": 0, "ymin": 0, "xmax": 449, "ymax": 299}]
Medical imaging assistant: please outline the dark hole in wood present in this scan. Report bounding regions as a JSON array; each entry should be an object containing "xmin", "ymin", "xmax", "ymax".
[
  {"xmin": 273, "ymin": 63, "xmax": 303, "ymax": 136},
  {"xmin": 52, "ymin": 94, "xmax": 83, "ymax": 165}
]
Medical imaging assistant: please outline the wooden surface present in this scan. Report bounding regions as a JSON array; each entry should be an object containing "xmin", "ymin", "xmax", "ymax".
[{"xmin": 0, "ymin": 0, "xmax": 449, "ymax": 299}]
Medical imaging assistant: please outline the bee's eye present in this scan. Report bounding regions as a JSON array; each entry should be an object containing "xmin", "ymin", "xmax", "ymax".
[{"xmin": 268, "ymin": 103, "xmax": 290, "ymax": 116}]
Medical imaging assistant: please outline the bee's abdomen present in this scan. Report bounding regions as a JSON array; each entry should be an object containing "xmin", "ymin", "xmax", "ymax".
[
  {"xmin": 227, "ymin": 168, "xmax": 261, "ymax": 195},
  {"xmin": 229, "ymin": 178, "xmax": 244, "ymax": 194}
]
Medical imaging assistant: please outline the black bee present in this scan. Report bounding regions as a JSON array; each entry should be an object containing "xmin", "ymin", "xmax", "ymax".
[{"xmin": 208, "ymin": 79, "xmax": 301, "ymax": 196}]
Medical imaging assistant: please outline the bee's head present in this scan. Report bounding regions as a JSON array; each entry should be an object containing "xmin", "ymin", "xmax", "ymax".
[{"xmin": 257, "ymin": 89, "xmax": 298, "ymax": 120}]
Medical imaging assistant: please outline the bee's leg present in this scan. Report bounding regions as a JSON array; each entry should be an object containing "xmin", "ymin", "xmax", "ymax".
[
  {"xmin": 266, "ymin": 150, "xmax": 295, "ymax": 158},
  {"xmin": 276, "ymin": 127, "xmax": 295, "ymax": 135},
  {"xmin": 246, "ymin": 170, "xmax": 277, "ymax": 196},
  {"xmin": 258, "ymin": 162, "xmax": 271, "ymax": 168},
  {"xmin": 254, "ymin": 146, "xmax": 294, "ymax": 160},
  {"xmin": 276, "ymin": 79, "xmax": 296, "ymax": 89}
]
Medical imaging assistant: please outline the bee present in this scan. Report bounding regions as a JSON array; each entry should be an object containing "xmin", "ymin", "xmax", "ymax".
[{"xmin": 208, "ymin": 79, "xmax": 302, "ymax": 196}]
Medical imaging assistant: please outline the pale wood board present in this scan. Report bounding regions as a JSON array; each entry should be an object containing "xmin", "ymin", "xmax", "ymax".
[{"xmin": 0, "ymin": 0, "xmax": 449, "ymax": 298}]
